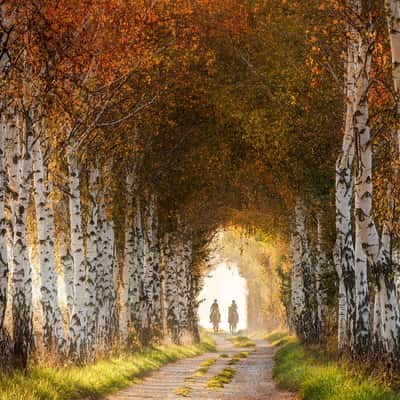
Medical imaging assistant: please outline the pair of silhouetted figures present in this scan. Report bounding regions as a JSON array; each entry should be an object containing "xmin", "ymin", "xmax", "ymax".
[{"xmin": 209, "ymin": 300, "xmax": 239, "ymax": 333}]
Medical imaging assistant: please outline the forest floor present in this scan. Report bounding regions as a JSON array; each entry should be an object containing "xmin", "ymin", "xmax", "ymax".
[{"xmin": 106, "ymin": 333, "xmax": 294, "ymax": 400}]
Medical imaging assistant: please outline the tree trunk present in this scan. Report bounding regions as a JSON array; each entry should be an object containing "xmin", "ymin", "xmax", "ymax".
[
  {"xmin": 32, "ymin": 137, "xmax": 64, "ymax": 351},
  {"xmin": 176, "ymin": 238, "xmax": 189, "ymax": 335},
  {"xmin": 98, "ymin": 194, "xmax": 118, "ymax": 345},
  {"xmin": 107, "ymin": 219, "xmax": 119, "ymax": 339},
  {"xmin": 374, "ymin": 226, "xmax": 399, "ymax": 354},
  {"xmin": 353, "ymin": 26, "xmax": 374, "ymax": 353},
  {"xmin": 85, "ymin": 167, "xmax": 99, "ymax": 354},
  {"xmin": 133, "ymin": 201, "xmax": 146, "ymax": 334},
  {"xmin": 60, "ymin": 239, "xmax": 74, "ymax": 319},
  {"xmin": 315, "ymin": 214, "xmax": 328, "ymax": 341},
  {"xmin": 96, "ymin": 194, "xmax": 115, "ymax": 346},
  {"xmin": 290, "ymin": 227, "xmax": 305, "ymax": 338},
  {"xmin": 12, "ymin": 114, "xmax": 34, "ymax": 368},
  {"xmin": 143, "ymin": 195, "xmax": 162, "ymax": 340},
  {"xmin": 120, "ymin": 172, "xmax": 135, "ymax": 343},
  {"xmin": 163, "ymin": 234, "xmax": 181, "ymax": 344},
  {"xmin": 133, "ymin": 201, "xmax": 144, "ymax": 327},
  {"xmin": 333, "ymin": 3, "xmax": 358, "ymax": 351},
  {"xmin": 294, "ymin": 198, "xmax": 316, "ymax": 342},
  {"xmin": 67, "ymin": 151, "xmax": 87, "ymax": 361},
  {"xmin": 0, "ymin": 119, "xmax": 8, "ymax": 336},
  {"xmin": 386, "ymin": 0, "xmax": 400, "ymax": 151},
  {"xmin": 150, "ymin": 196, "xmax": 162, "ymax": 335}
]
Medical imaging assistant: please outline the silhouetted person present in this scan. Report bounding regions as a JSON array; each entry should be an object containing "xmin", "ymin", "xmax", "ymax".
[
  {"xmin": 210, "ymin": 299, "xmax": 221, "ymax": 333},
  {"xmin": 228, "ymin": 300, "xmax": 239, "ymax": 334}
]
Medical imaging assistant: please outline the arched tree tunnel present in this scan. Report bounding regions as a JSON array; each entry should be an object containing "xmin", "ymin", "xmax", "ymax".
[
  {"xmin": 198, "ymin": 228, "xmax": 287, "ymax": 333},
  {"xmin": 2, "ymin": 0, "xmax": 400, "ymax": 378}
]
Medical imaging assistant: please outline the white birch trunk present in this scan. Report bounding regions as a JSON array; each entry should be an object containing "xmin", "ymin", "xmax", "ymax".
[
  {"xmin": 107, "ymin": 219, "xmax": 119, "ymax": 338},
  {"xmin": 163, "ymin": 234, "xmax": 181, "ymax": 343},
  {"xmin": 12, "ymin": 114, "xmax": 34, "ymax": 367},
  {"xmin": 133, "ymin": 200, "xmax": 145, "ymax": 331},
  {"xmin": 0, "ymin": 9, "xmax": 10, "ymax": 336},
  {"xmin": 0, "ymin": 119, "xmax": 8, "ymax": 335},
  {"xmin": 144, "ymin": 196, "xmax": 162, "ymax": 336},
  {"xmin": 176, "ymin": 239, "xmax": 188, "ymax": 332},
  {"xmin": 128, "ymin": 208, "xmax": 139, "ymax": 330},
  {"xmin": 97, "ymin": 194, "xmax": 118, "ymax": 346},
  {"xmin": 315, "ymin": 214, "xmax": 328, "ymax": 339},
  {"xmin": 85, "ymin": 168, "xmax": 99, "ymax": 353},
  {"xmin": 67, "ymin": 151, "xmax": 87, "ymax": 359},
  {"xmin": 385, "ymin": 0, "xmax": 400, "ymax": 320},
  {"xmin": 333, "ymin": 2, "xmax": 358, "ymax": 351},
  {"xmin": 295, "ymin": 198, "xmax": 316, "ymax": 341},
  {"xmin": 96, "ymin": 195, "xmax": 107, "ymax": 346},
  {"xmin": 150, "ymin": 197, "xmax": 162, "ymax": 333},
  {"xmin": 374, "ymin": 225, "xmax": 400, "ymax": 352},
  {"xmin": 290, "ymin": 228, "xmax": 305, "ymax": 337},
  {"xmin": 386, "ymin": 0, "xmax": 400, "ymax": 151},
  {"xmin": 183, "ymin": 238, "xmax": 194, "ymax": 338},
  {"xmin": 353, "ymin": 27, "xmax": 373, "ymax": 350},
  {"xmin": 97, "ymin": 203, "xmax": 118, "ymax": 345},
  {"xmin": 120, "ymin": 172, "xmax": 135, "ymax": 343},
  {"xmin": 32, "ymin": 137, "xmax": 64, "ymax": 350},
  {"xmin": 60, "ymin": 240, "xmax": 74, "ymax": 318},
  {"xmin": 353, "ymin": 6, "xmax": 399, "ymax": 355}
]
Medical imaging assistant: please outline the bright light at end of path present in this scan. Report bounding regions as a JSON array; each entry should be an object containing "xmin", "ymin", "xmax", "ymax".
[{"xmin": 198, "ymin": 262, "xmax": 248, "ymax": 331}]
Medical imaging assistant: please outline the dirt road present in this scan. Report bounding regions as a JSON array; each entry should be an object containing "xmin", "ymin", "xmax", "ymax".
[{"xmin": 106, "ymin": 335, "xmax": 294, "ymax": 400}]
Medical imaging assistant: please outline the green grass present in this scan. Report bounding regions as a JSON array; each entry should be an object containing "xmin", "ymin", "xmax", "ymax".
[
  {"xmin": 270, "ymin": 332, "xmax": 400, "ymax": 400},
  {"xmin": 187, "ymin": 357, "xmax": 217, "ymax": 379},
  {"xmin": 174, "ymin": 386, "xmax": 192, "ymax": 397},
  {"xmin": 264, "ymin": 331, "xmax": 291, "ymax": 347},
  {"xmin": 206, "ymin": 367, "xmax": 236, "ymax": 389},
  {"xmin": 0, "ymin": 334, "xmax": 215, "ymax": 400},
  {"xmin": 227, "ymin": 335, "xmax": 255, "ymax": 348},
  {"xmin": 228, "ymin": 351, "xmax": 248, "ymax": 365}
]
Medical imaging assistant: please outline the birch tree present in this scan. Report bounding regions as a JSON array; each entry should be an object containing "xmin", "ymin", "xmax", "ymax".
[
  {"xmin": 60, "ymin": 239, "xmax": 74, "ymax": 318},
  {"xmin": 85, "ymin": 167, "xmax": 99, "ymax": 353},
  {"xmin": 150, "ymin": 196, "xmax": 163, "ymax": 334},
  {"xmin": 133, "ymin": 199, "xmax": 145, "ymax": 333},
  {"xmin": 12, "ymin": 114, "xmax": 34, "ymax": 368},
  {"xmin": 120, "ymin": 172, "xmax": 135, "ymax": 343},
  {"xmin": 97, "ymin": 195, "xmax": 118, "ymax": 345},
  {"xmin": 290, "ymin": 229, "xmax": 305, "ymax": 337},
  {"xmin": 163, "ymin": 233, "xmax": 181, "ymax": 343},
  {"xmin": 333, "ymin": 1, "xmax": 358, "ymax": 352},
  {"xmin": 67, "ymin": 150, "xmax": 87, "ymax": 360},
  {"xmin": 386, "ymin": 0, "xmax": 400, "ymax": 151},
  {"xmin": 0, "ymin": 118, "xmax": 8, "ymax": 337},
  {"xmin": 32, "ymin": 136, "xmax": 64, "ymax": 350},
  {"xmin": 315, "ymin": 214, "xmax": 328, "ymax": 340},
  {"xmin": 143, "ymin": 195, "xmax": 162, "ymax": 338},
  {"xmin": 351, "ymin": 4, "xmax": 374, "ymax": 352}
]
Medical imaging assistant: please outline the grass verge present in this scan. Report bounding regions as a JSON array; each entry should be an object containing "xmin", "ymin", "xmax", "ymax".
[
  {"xmin": 269, "ymin": 332, "xmax": 400, "ymax": 400},
  {"xmin": 0, "ymin": 334, "xmax": 215, "ymax": 400},
  {"xmin": 227, "ymin": 335, "xmax": 255, "ymax": 348}
]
